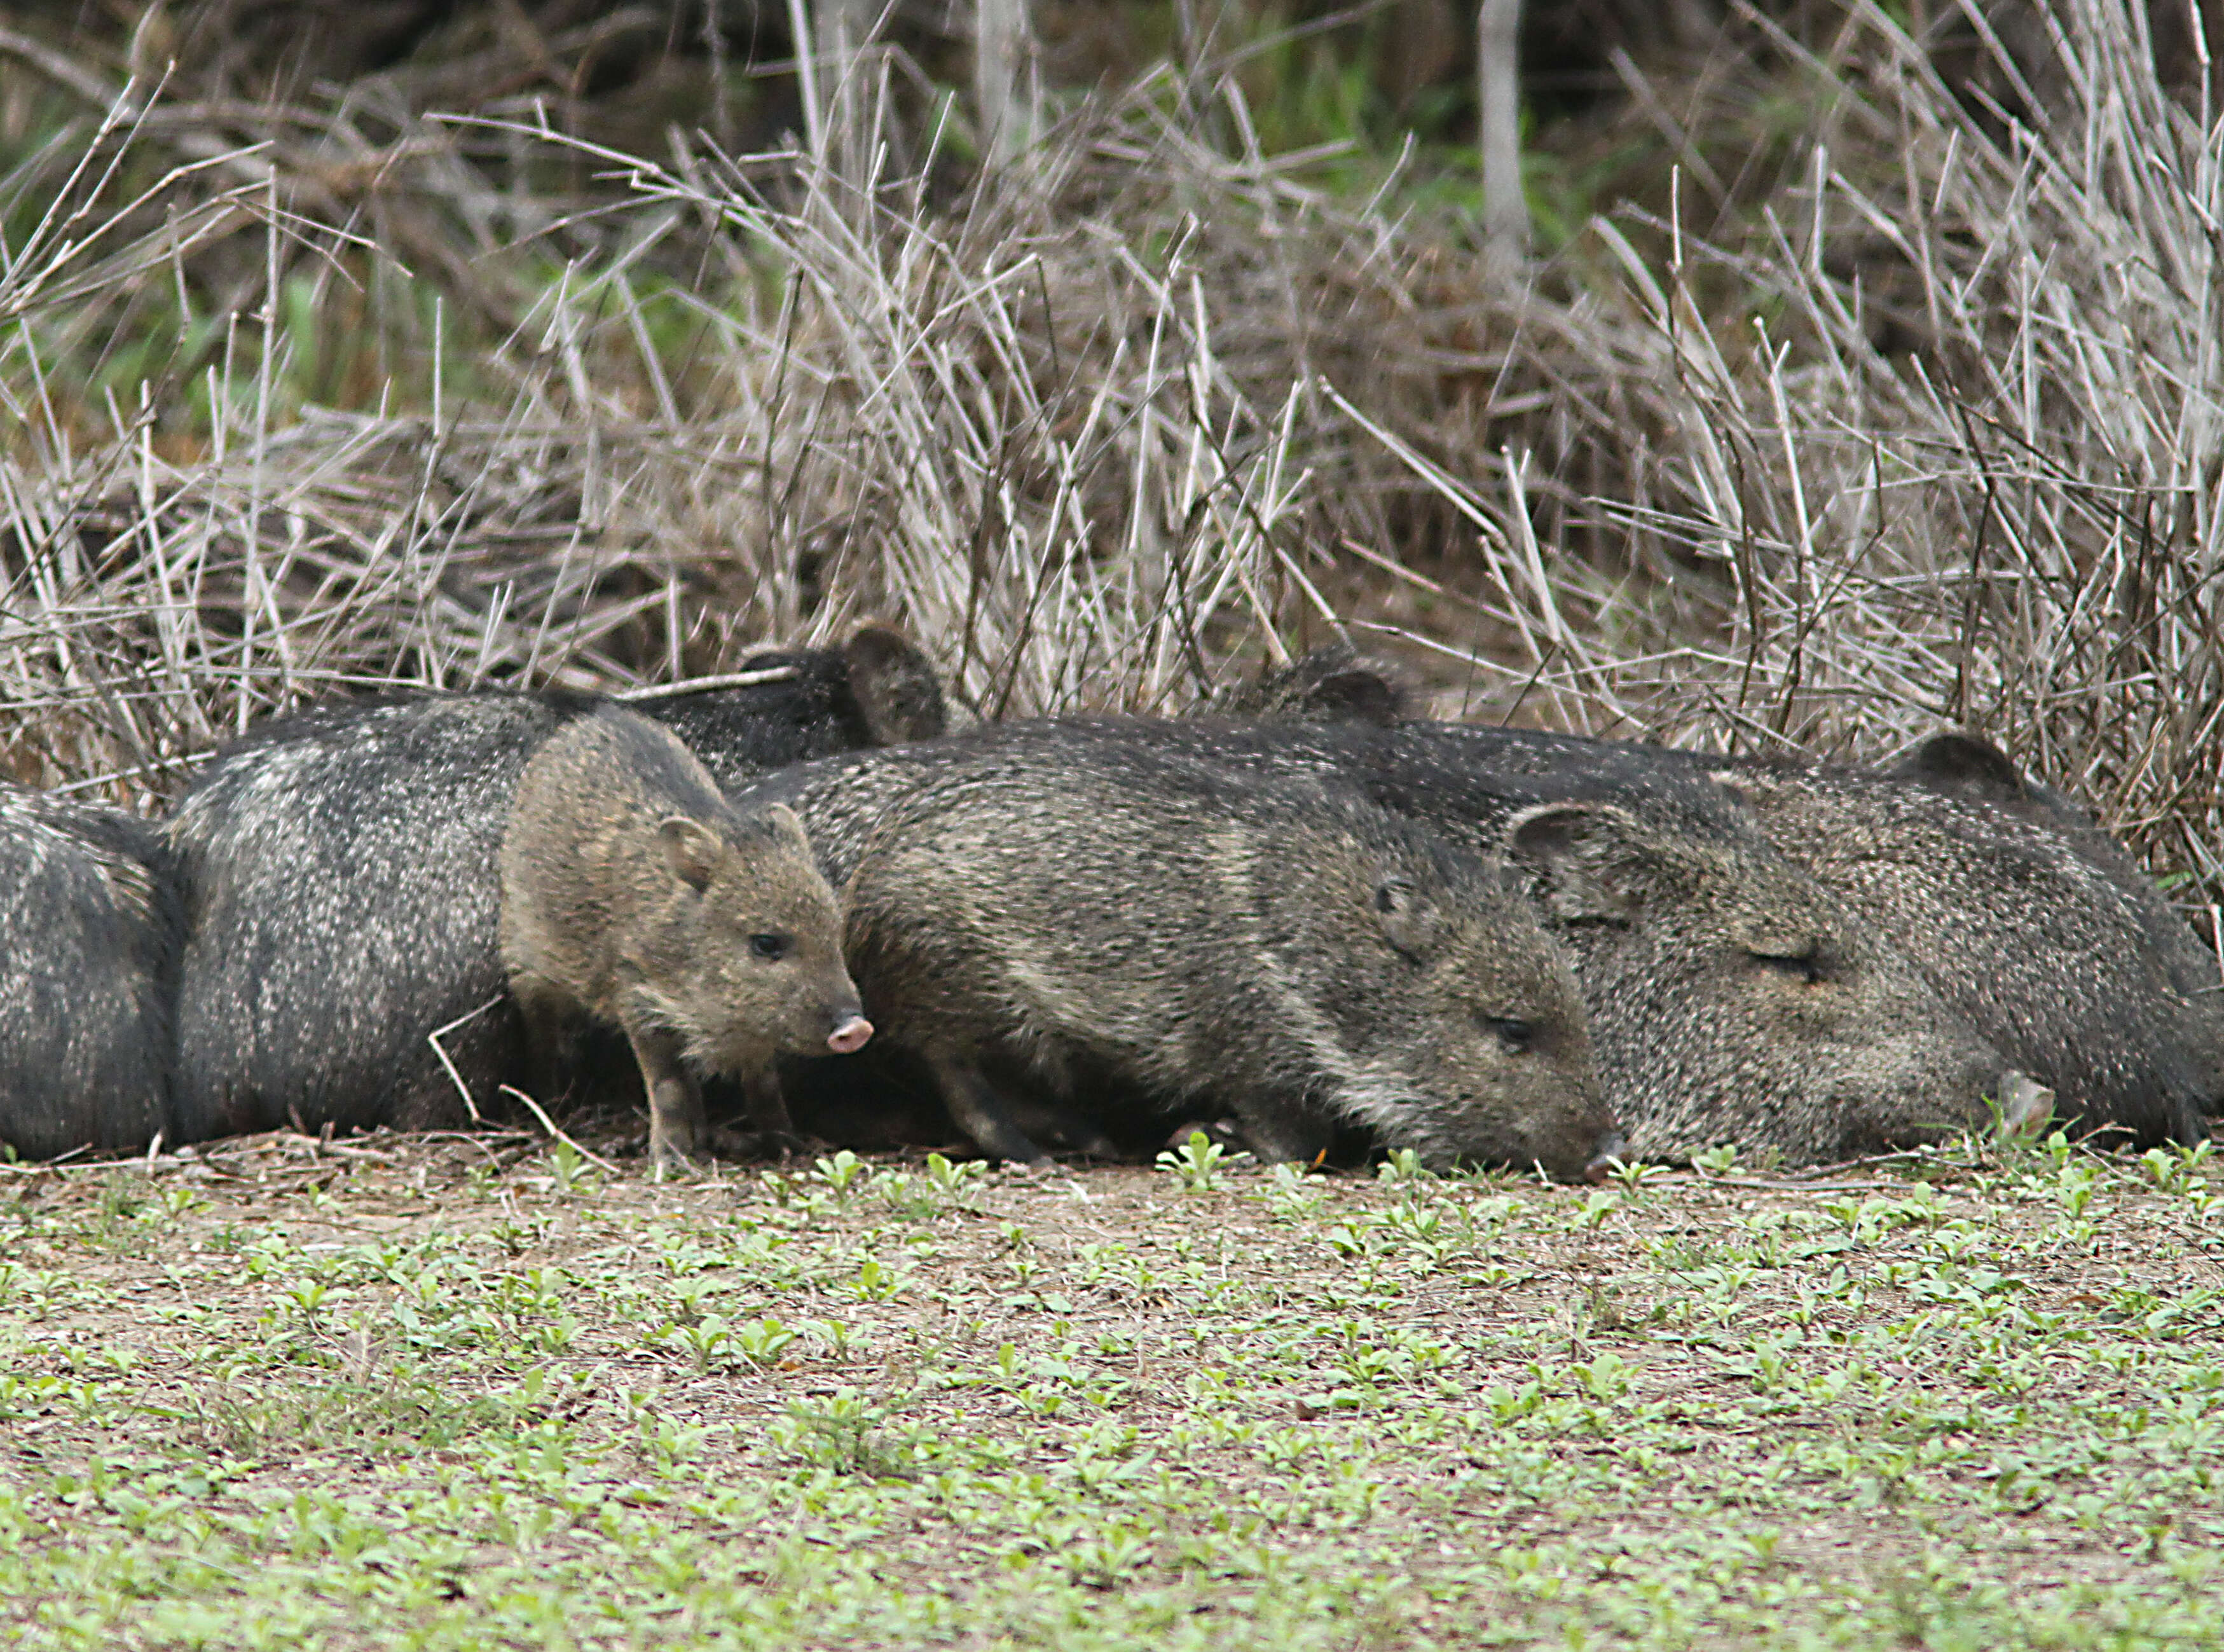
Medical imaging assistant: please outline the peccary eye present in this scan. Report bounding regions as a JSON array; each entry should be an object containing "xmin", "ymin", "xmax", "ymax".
[
  {"xmin": 748, "ymin": 933, "xmax": 790, "ymax": 962},
  {"xmin": 1750, "ymin": 946, "xmax": 1823, "ymax": 984},
  {"xmin": 1483, "ymin": 1015, "xmax": 1534, "ymax": 1053}
]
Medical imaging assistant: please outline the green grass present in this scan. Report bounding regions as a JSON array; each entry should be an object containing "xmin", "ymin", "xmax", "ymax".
[{"xmin": 1, "ymin": 1127, "xmax": 2219, "ymax": 1649}]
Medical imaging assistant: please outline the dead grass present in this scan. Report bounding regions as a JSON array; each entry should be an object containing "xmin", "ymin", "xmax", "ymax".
[{"xmin": 0, "ymin": 6, "xmax": 2218, "ymax": 930}]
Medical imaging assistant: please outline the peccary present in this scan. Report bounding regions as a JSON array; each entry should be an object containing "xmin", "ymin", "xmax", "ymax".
[
  {"xmin": 634, "ymin": 623, "xmax": 947, "ymax": 792},
  {"xmin": 500, "ymin": 708, "xmax": 869, "ymax": 1171},
  {"xmin": 745, "ymin": 726, "xmax": 1616, "ymax": 1177},
  {"xmin": 1247, "ymin": 651, "xmax": 2218, "ymax": 1148},
  {"xmin": 1050, "ymin": 715, "xmax": 2011, "ymax": 1166},
  {"xmin": 166, "ymin": 626, "xmax": 944, "ymax": 1143},
  {"xmin": 0, "ymin": 784, "xmax": 179, "ymax": 1161},
  {"xmin": 1705, "ymin": 736, "xmax": 2222, "ymax": 1146},
  {"xmin": 1214, "ymin": 644, "xmax": 1415, "ymax": 727}
]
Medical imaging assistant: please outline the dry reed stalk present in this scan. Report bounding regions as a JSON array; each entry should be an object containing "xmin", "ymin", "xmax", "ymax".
[{"xmin": 0, "ymin": 1, "xmax": 2217, "ymax": 942}]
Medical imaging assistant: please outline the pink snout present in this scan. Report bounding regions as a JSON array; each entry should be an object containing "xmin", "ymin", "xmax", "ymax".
[{"xmin": 827, "ymin": 1015, "xmax": 874, "ymax": 1056}]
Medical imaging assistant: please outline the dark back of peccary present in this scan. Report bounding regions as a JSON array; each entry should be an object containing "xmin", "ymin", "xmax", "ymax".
[
  {"xmin": 747, "ymin": 726, "xmax": 1612, "ymax": 1177},
  {"xmin": 167, "ymin": 694, "xmax": 566, "ymax": 1143},
  {"xmin": 0, "ymin": 784, "xmax": 179, "ymax": 1160},
  {"xmin": 642, "ymin": 629, "xmax": 947, "ymax": 794},
  {"xmin": 1403, "ymin": 722, "xmax": 2219, "ymax": 1147},
  {"xmin": 1043, "ymin": 717, "xmax": 2008, "ymax": 1166},
  {"xmin": 163, "ymin": 630, "xmax": 949, "ymax": 1144}
]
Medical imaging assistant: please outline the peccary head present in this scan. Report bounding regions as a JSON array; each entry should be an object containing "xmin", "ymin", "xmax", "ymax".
[
  {"xmin": 841, "ymin": 624, "xmax": 949, "ymax": 744},
  {"xmin": 638, "ymin": 802, "xmax": 870, "ymax": 1073},
  {"xmin": 1307, "ymin": 844, "xmax": 1610, "ymax": 1183},
  {"xmin": 1503, "ymin": 795, "xmax": 2007, "ymax": 1164},
  {"xmin": 1218, "ymin": 644, "xmax": 1415, "ymax": 727},
  {"xmin": 1254, "ymin": 806, "xmax": 1611, "ymax": 1179},
  {"xmin": 1731, "ymin": 737, "xmax": 2222, "ymax": 1141},
  {"xmin": 640, "ymin": 623, "xmax": 948, "ymax": 794}
]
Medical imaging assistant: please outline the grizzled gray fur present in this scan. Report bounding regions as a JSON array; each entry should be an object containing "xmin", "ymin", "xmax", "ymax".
[
  {"xmin": 1105, "ymin": 715, "xmax": 2011, "ymax": 1166},
  {"xmin": 745, "ymin": 726, "xmax": 1615, "ymax": 1177},
  {"xmin": 1397, "ymin": 721, "xmax": 2217, "ymax": 1148},
  {"xmin": 1214, "ymin": 644, "xmax": 1415, "ymax": 727},
  {"xmin": 500, "ymin": 708, "xmax": 869, "ymax": 1172},
  {"xmin": 166, "ymin": 627, "xmax": 944, "ymax": 1144},
  {"xmin": 0, "ymin": 783, "xmax": 179, "ymax": 1161},
  {"xmin": 1249, "ymin": 651, "xmax": 2218, "ymax": 1148}
]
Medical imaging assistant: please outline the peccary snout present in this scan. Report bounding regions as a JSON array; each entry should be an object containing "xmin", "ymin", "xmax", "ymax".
[
  {"xmin": 827, "ymin": 1014, "xmax": 874, "ymax": 1055},
  {"xmin": 1584, "ymin": 1132, "xmax": 1629, "ymax": 1183}
]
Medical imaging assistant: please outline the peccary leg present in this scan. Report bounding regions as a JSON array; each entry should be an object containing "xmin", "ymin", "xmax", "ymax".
[
  {"xmin": 710, "ymin": 1070, "xmax": 810, "ymax": 1162},
  {"xmin": 1009, "ymin": 1096, "xmax": 1119, "ymax": 1159},
  {"xmin": 740, "ymin": 1070, "xmax": 798, "ymax": 1138},
  {"xmin": 926, "ymin": 1054, "xmax": 1052, "ymax": 1166},
  {"xmin": 629, "ymin": 1022, "xmax": 705, "ymax": 1176},
  {"xmin": 511, "ymin": 978, "xmax": 576, "ymax": 1110}
]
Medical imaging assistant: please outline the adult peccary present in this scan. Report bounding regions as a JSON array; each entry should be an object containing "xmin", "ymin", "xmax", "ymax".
[
  {"xmin": 1248, "ymin": 652, "xmax": 2218, "ymax": 1148},
  {"xmin": 500, "ymin": 708, "xmax": 870, "ymax": 1172},
  {"xmin": 1041, "ymin": 715, "xmax": 2010, "ymax": 1166},
  {"xmin": 0, "ymin": 784, "xmax": 179, "ymax": 1161},
  {"xmin": 743, "ymin": 726, "xmax": 1616, "ymax": 1177},
  {"xmin": 165, "ymin": 626, "xmax": 944, "ymax": 1144}
]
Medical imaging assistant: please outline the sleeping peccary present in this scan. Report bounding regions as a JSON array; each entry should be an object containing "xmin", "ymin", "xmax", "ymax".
[
  {"xmin": 500, "ymin": 708, "xmax": 870, "ymax": 1173},
  {"xmin": 165, "ymin": 626, "xmax": 944, "ymax": 1144},
  {"xmin": 1431, "ymin": 722, "xmax": 2218, "ymax": 1148},
  {"xmin": 1239, "ymin": 648, "xmax": 2220, "ymax": 1149},
  {"xmin": 0, "ymin": 783, "xmax": 179, "ymax": 1160},
  {"xmin": 742, "ymin": 726, "xmax": 1618, "ymax": 1178}
]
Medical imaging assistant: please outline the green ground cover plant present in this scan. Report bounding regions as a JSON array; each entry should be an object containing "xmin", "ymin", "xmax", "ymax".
[{"xmin": 1, "ymin": 1127, "xmax": 2219, "ymax": 1648}]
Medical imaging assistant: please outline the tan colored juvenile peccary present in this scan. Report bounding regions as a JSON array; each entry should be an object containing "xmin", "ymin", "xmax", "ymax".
[{"xmin": 498, "ymin": 706, "xmax": 872, "ymax": 1173}]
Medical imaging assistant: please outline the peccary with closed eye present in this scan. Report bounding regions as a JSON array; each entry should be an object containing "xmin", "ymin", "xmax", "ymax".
[
  {"xmin": 744, "ymin": 726, "xmax": 1616, "ymax": 1177},
  {"xmin": 500, "ymin": 707, "xmax": 870, "ymax": 1172},
  {"xmin": 1052, "ymin": 714, "xmax": 2012, "ymax": 1166},
  {"xmin": 165, "ymin": 626, "xmax": 944, "ymax": 1143},
  {"xmin": 0, "ymin": 783, "xmax": 180, "ymax": 1161},
  {"xmin": 1245, "ymin": 650, "xmax": 2218, "ymax": 1148},
  {"xmin": 1405, "ymin": 722, "xmax": 2215, "ymax": 1147}
]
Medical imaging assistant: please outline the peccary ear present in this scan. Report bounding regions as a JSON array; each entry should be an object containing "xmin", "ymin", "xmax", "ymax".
[
  {"xmin": 1889, "ymin": 733, "xmax": 2030, "ymax": 804},
  {"xmin": 760, "ymin": 802, "xmax": 813, "ymax": 860},
  {"xmin": 1504, "ymin": 802, "xmax": 1668, "ymax": 924},
  {"xmin": 659, "ymin": 816, "xmax": 725, "ymax": 893},
  {"xmin": 843, "ymin": 624, "xmax": 947, "ymax": 745},
  {"xmin": 1374, "ymin": 876, "xmax": 1441, "ymax": 957}
]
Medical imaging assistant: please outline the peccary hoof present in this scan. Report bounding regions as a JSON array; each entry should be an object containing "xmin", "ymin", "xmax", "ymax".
[
  {"xmin": 1162, "ymin": 1119, "xmax": 1247, "ymax": 1155},
  {"xmin": 707, "ymin": 1125, "xmax": 819, "ymax": 1162}
]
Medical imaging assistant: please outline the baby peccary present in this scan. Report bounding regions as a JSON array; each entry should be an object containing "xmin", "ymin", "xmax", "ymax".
[
  {"xmin": 752, "ymin": 730, "xmax": 1615, "ymax": 1178},
  {"xmin": 167, "ymin": 624, "xmax": 941, "ymax": 1143},
  {"xmin": 0, "ymin": 784, "xmax": 179, "ymax": 1160},
  {"xmin": 499, "ymin": 708, "xmax": 871, "ymax": 1173}
]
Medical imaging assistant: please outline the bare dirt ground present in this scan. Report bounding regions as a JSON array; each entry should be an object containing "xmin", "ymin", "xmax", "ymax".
[{"xmin": 2, "ymin": 1122, "xmax": 2220, "ymax": 1649}]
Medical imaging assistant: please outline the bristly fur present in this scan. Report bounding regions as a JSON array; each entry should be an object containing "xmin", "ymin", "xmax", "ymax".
[
  {"xmin": 163, "ymin": 632, "xmax": 945, "ymax": 1145},
  {"xmin": 0, "ymin": 783, "xmax": 179, "ymax": 1160},
  {"xmin": 1109, "ymin": 706, "xmax": 2013, "ymax": 1166},
  {"xmin": 740, "ymin": 722, "xmax": 1613, "ymax": 1176}
]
